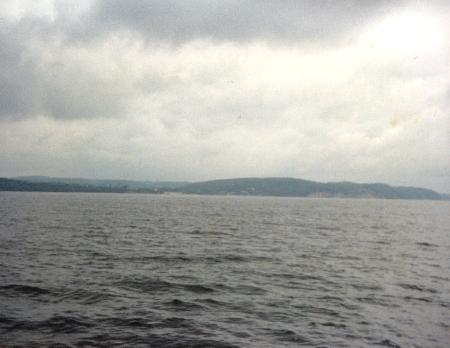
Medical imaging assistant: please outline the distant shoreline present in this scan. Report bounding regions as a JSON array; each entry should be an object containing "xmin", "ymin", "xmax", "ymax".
[{"xmin": 1, "ymin": 177, "xmax": 447, "ymax": 201}]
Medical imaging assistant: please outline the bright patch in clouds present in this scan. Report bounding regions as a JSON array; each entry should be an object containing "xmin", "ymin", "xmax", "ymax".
[{"xmin": 365, "ymin": 8, "xmax": 447, "ymax": 55}]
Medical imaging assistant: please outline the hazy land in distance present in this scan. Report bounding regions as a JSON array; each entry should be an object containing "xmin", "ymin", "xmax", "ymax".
[{"xmin": 0, "ymin": 176, "xmax": 447, "ymax": 201}]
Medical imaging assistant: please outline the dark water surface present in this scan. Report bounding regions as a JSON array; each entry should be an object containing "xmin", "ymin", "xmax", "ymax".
[{"xmin": 0, "ymin": 192, "xmax": 449, "ymax": 347}]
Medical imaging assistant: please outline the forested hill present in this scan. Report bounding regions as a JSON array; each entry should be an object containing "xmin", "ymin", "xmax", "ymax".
[
  {"xmin": 0, "ymin": 176, "xmax": 445, "ymax": 200},
  {"xmin": 0, "ymin": 178, "xmax": 162, "ymax": 193},
  {"xmin": 15, "ymin": 176, "xmax": 188, "ymax": 189},
  {"xmin": 177, "ymin": 178, "xmax": 444, "ymax": 200}
]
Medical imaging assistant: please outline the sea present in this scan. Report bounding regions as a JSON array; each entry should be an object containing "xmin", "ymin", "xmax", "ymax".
[{"xmin": 0, "ymin": 192, "xmax": 449, "ymax": 347}]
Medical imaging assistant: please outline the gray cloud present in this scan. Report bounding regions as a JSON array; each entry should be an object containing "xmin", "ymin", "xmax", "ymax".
[
  {"xmin": 0, "ymin": 17, "xmax": 136, "ymax": 120},
  {"xmin": 0, "ymin": 0, "xmax": 449, "ymax": 191},
  {"xmin": 83, "ymin": 0, "xmax": 401, "ymax": 44},
  {"xmin": 0, "ymin": 0, "xmax": 437, "ymax": 121},
  {"xmin": 0, "ymin": 22, "xmax": 39, "ymax": 119}
]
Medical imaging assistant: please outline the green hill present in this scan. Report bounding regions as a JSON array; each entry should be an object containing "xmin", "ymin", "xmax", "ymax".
[
  {"xmin": 1, "ymin": 176, "xmax": 445, "ymax": 200},
  {"xmin": 14, "ymin": 176, "xmax": 189, "ymax": 190},
  {"xmin": 0, "ymin": 178, "xmax": 163, "ymax": 193},
  {"xmin": 177, "ymin": 177, "xmax": 443, "ymax": 200}
]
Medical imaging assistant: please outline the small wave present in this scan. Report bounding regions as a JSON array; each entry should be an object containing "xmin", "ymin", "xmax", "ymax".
[
  {"xmin": 164, "ymin": 299, "xmax": 205, "ymax": 311},
  {"xmin": 397, "ymin": 283, "xmax": 437, "ymax": 293},
  {"xmin": 316, "ymin": 296, "xmax": 361, "ymax": 311},
  {"xmin": 350, "ymin": 283, "xmax": 384, "ymax": 291},
  {"xmin": 270, "ymin": 273, "xmax": 324, "ymax": 281},
  {"xmin": 43, "ymin": 225, "xmax": 62, "ymax": 230},
  {"xmin": 335, "ymin": 255, "xmax": 361, "ymax": 261},
  {"xmin": 137, "ymin": 255, "xmax": 192, "ymax": 263},
  {"xmin": 76, "ymin": 334, "xmax": 240, "ymax": 348},
  {"xmin": 376, "ymin": 338, "xmax": 402, "ymax": 348},
  {"xmin": 116, "ymin": 277, "xmax": 215, "ymax": 294},
  {"xmin": 101, "ymin": 317, "xmax": 156, "ymax": 328},
  {"xmin": 217, "ymin": 283, "xmax": 267, "ymax": 295},
  {"xmin": 308, "ymin": 321, "xmax": 347, "ymax": 329},
  {"xmin": 117, "ymin": 278, "xmax": 173, "ymax": 292},
  {"xmin": 265, "ymin": 328, "xmax": 311, "ymax": 344},
  {"xmin": 293, "ymin": 305, "xmax": 342, "ymax": 318},
  {"xmin": 356, "ymin": 297, "xmax": 397, "ymax": 307},
  {"xmin": 317, "ymin": 295, "xmax": 343, "ymax": 301},
  {"xmin": 403, "ymin": 296, "xmax": 432, "ymax": 303},
  {"xmin": 74, "ymin": 333, "xmax": 153, "ymax": 347},
  {"xmin": 439, "ymin": 301, "xmax": 450, "ymax": 308},
  {"xmin": 416, "ymin": 242, "xmax": 438, "ymax": 247},
  {"xmin": 188, "ymin": 228, "xmax": 228, "ymax": 236},
  {"xmin": 260, "ymin": 221, "xmax": 287, "ymax": 226},
  {"xmin": 320, "ymin": 321, "xmax": 347, "ymax": 329},
  {"xmin": 0, "ymin": 315, "xmax": 16, "ymax": 327},
  {"xmin": 368, "ymin": 240, "xmax": 389, "ymax": 245},
  {"xmin": 165, "ymin": 338, "xmax": 240, "ymax": 348},
  {"xmin": 55, "ymin": 288, "xmax": 115, "ymax": 305},
  {"xmin": 123, "ymin": 254, "xmax": 274, "ymax": 264},
  {"xmin": 159, "ymin": 317, "xmax": 192, "ymax": 329},
  {"xmin": 0, "ymin": 284, "xmax": 51, "ymax": 297},
  {"xmin": 7, "ymin": 315, "xmax": 95, "ymax": 334},
  {"xmin": 182, "ymin": 284, "xmax": 215, "ymax": 294},
  {"xmin": 197, "ymin": 298, "xmax": 232, "ymax": 310},
  {"xmin": 316, "ymin": 225, "xmax": 341, "ymax": 232},
  {"xmin": 370, "ymin": 225, "xmax": 387, "ymax": 230}
]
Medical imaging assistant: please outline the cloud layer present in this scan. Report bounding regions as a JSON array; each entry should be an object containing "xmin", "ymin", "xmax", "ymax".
[{"xmin": 1, "ymin": 0, "xmax": 449, "ymax": 191}]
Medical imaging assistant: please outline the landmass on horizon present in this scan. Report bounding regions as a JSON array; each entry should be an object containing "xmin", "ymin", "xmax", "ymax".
[{"xmin": 0, "ymin": 176, "xmax": 447, "ymax": 201}]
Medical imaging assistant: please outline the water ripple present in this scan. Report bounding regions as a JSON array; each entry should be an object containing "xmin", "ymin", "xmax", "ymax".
[{"xmin": 1, "ymin": 192, "xmax": 449, "ymax": 347}]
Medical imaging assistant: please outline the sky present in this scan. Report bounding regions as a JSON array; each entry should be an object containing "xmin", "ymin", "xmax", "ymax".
[{"xmin": 0, "ymin": 0, "xmax": 449, "ymax": 192}]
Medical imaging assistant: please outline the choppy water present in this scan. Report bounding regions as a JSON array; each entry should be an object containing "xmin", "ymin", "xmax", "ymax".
[{"xmin": 0, "ymin": 192, "xmax": 449, "ymax": 347}]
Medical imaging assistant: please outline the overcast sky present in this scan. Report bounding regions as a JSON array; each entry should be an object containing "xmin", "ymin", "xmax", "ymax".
[{"xmin": 0, "ymin": 0, "xmax": 449, "ymax": 191}]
